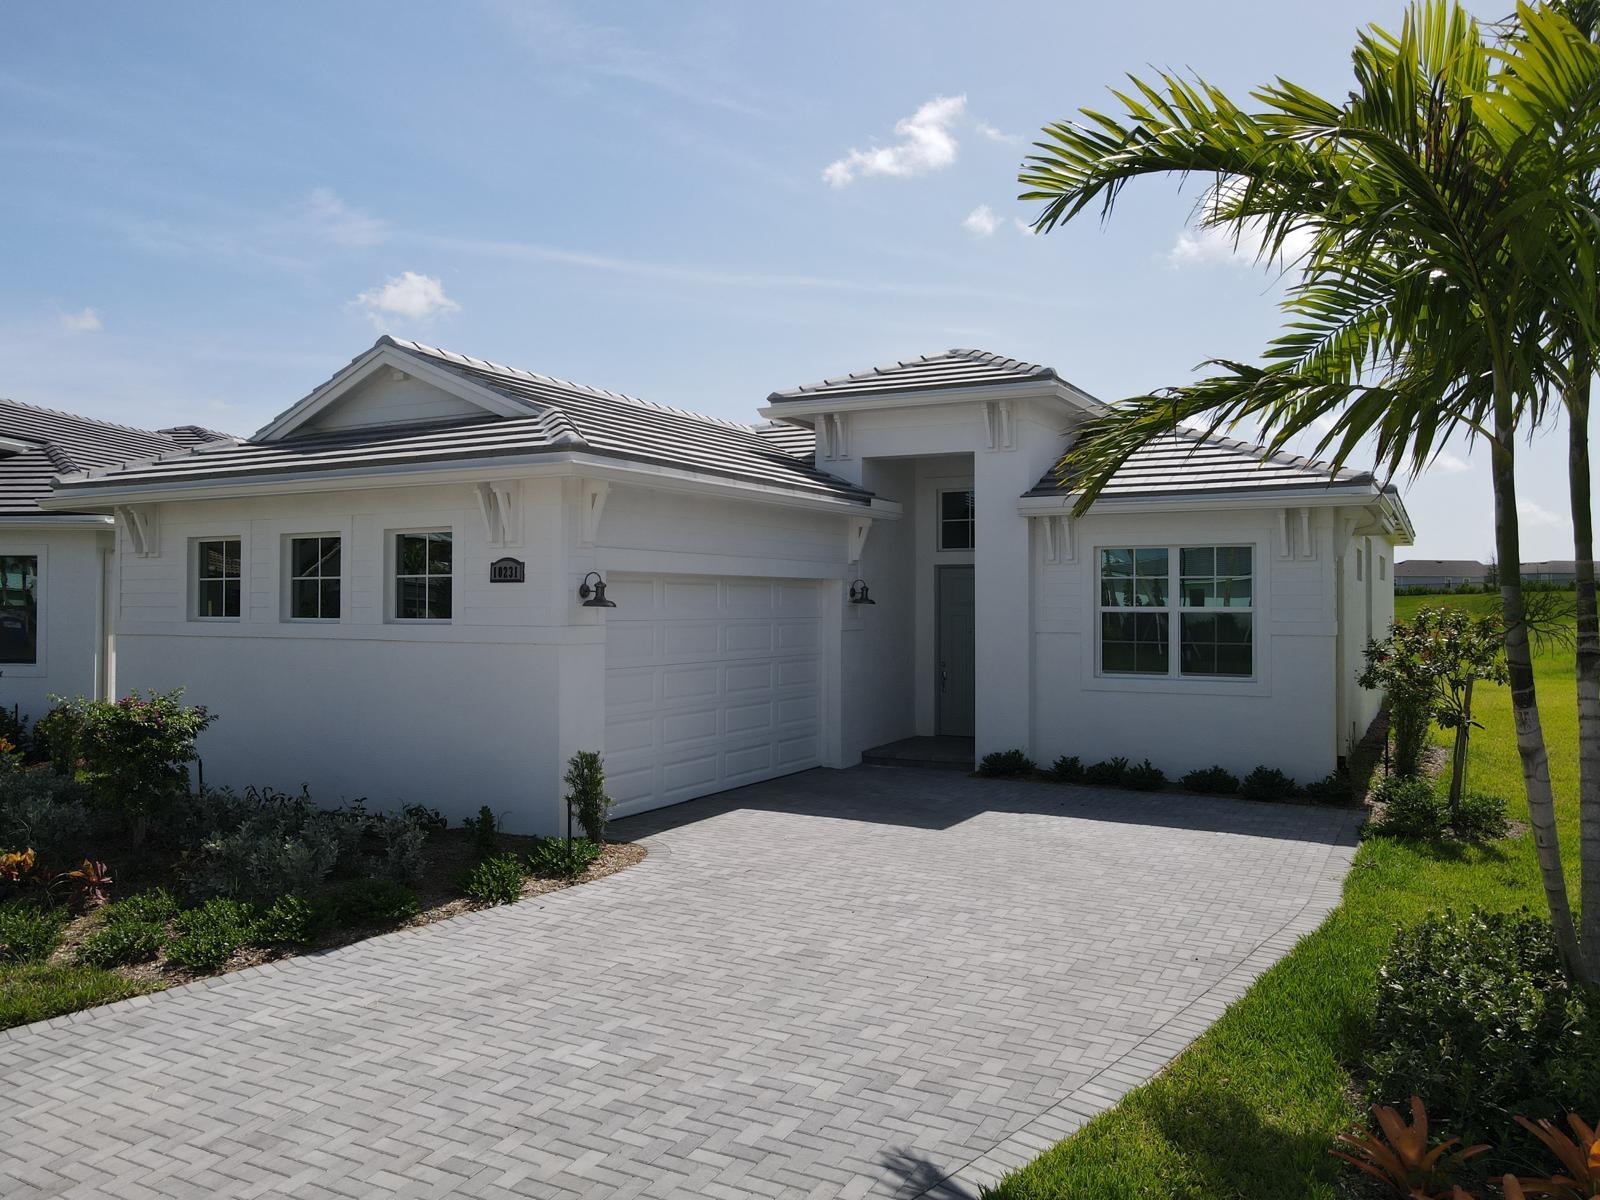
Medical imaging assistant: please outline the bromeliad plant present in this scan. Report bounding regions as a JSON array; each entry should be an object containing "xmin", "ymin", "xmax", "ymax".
[{"xmin": 1332, "ymin": 1097, "xmax": 1488, "ymax": 1198}]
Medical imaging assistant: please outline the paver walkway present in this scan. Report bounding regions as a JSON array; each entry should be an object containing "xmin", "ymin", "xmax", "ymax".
[{"xmin": 2, "ymin": 768, "xmax": 1358, "ymax": 1199}]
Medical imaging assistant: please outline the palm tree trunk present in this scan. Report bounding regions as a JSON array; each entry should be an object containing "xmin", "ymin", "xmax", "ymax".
[
  {"xmin": 1492, "ymin": 390, "xmax": 1590, "ymax": 981},
  {"xmin": 1567, "ymin": 368, "xmax": 1600, "ymax": 977}
]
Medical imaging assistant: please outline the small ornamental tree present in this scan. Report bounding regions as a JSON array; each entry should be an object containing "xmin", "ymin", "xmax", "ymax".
[
  {"xmin": 51, "ymin": 690, "xmax": 216, "ymax": 841},
  {"xmin": 1359, "ymin": 609, "xmax": 1508, "ymax": 815},
  {"xmin": 563, "ymin": 751, "xmax": 612, "ymax": 843}
]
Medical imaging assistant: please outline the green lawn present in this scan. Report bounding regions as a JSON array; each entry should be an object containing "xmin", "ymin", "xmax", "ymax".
[{"xmin": 985, "ymin": 591, "xmax": 1582, "ymax": 1200}]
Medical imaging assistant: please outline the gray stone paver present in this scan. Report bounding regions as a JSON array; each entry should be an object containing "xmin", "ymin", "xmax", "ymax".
[{"xmin": 0, "ymin": 768, "xmax": 1357, "ymax": 1199}]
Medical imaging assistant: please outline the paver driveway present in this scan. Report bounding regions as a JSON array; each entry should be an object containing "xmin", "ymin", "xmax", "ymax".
[{"xmin": 2, "ymin": 768, "xmax": 1358, "ymax": 1200}]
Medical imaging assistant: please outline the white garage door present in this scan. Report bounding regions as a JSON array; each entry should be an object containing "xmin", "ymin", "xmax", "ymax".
[{"xmin": 604, "ymin": 574, "xmax": 824, "ymax": 817}]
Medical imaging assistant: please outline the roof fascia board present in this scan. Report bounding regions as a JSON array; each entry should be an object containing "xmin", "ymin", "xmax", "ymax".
[
  {"xmin": 252, "ymin": 343, "xmax": 539, "ymax": 442},
  {"xmin": 1016, "ymin": 485, "xmax": 1386, "ymax": 516},
  {"xmin": 757, "ymin": 380, "xmax": 1097, "ymax": 421},
  {"xmin": 42, "ymin": 452, "xmax": 880, "ymax": 518},
  {"xmin": 0, "ymin": 514, "xmax": 113, "ymax": 528}
]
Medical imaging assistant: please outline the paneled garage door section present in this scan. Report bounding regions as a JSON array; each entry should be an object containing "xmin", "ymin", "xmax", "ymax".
[{"xmin": 604, "ymin": 575, "xmax": 824, "ymax": 817}]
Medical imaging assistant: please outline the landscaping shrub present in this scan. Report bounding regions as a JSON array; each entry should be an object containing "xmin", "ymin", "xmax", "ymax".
[
  {"xmin": 526, "ymin": 837, "xmax": 602, "ymax": 879},
  {"xmin": 1122, "ymin": 759, "xmax": 1166, "ymax": 791},
  {"xmin": 0, "ymin": 706, "xmax": 31, "ymax": 760},
  {"xmin": 457, "ymin": 854, "xmax": 526, "ymax": 906},
  {"xmin": 187, "ymin": 816, "xmax": 341, "ymax": 903},
  {"xmin": 1369, "ymin": 775, "xmax": 1447, "ymax": 839},
  {"xmin": 1240, "ymin": 765, "xmax": 1298, "ymax": 801},
  {"xmin": 254, "ymin": 895, "xmax": 324, "ymax": 945},
  {"xmin": 1368, "ymin": 908, "xmax": 1600, "ymax": 1152},
  {"xmin": 0, "ymin": 769, "xmax": 90, "ymax": 860},
  {"xmin": 565, "ymin": 751, "xmax": 613, "ymax": 842},
  {"xmin": 111, "ymin": 888, "xmax": 179, "ymax": 924},
  {"xmin": 1452, "ymin": 792, "xmax": 1510, "ymax": 842},
  {"xmin": 166, "ymin": 898, "xmax": 255, "ymax": 971},
  {"xmin": 0, "ymin": 899, "xmax": 67, "ymax": 963},
  {"xmin": 1301, "ymin": 771, "xmax": 1352, "ymax": 804},
  {"xmin": 78, "ymin": 914, "xmax": 165, "ymax": 968},
  {"xmin": 1180, "ymin": 765, "xmax": 1240, "ymax": 794},
  {"xmin": 324, "ymin": 878, "xmax": 419, "ymax": 925},
  {"xmin": 462, "ymin": 806, "xmax": 500, "ymax": 859},
  {"xmin": 51, "ymin": 691, "xmax": 216, "ymax": 837},
  {"xmin": 1044, "ymin": 755, "xmax": 1085, "ymax": 784},
  {"xmin": 1083, "ymin": 757, "xmax": 1130, "ymax": 787},
  {"xmin": 32, "ymin": 704, "xmax": 84, "ymax": 777},
  {"xmin": 978, "ymin": 749, "xmax": 1037, "ymax": 777},
  {"xmin": 368, "ymin": 810, "xmax": 429, "ymax": 883},
  {"xmin": 399, "ymin": 803, "xmax": 448, "ymax": 835}
]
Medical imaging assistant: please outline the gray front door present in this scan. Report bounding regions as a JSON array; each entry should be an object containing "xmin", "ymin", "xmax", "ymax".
[{"xmin": 936, "ymin": 565, "xmax": 976, "ymax": 736}]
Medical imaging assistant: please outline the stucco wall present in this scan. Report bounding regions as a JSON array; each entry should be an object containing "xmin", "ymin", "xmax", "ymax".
[
  {"xmin": 1030, "ymin": 504, "xmax": 1343, "ymax": 783},
  {"xmin": 0, "ymin": 525, "xmax": 110, "ymax": 720}
]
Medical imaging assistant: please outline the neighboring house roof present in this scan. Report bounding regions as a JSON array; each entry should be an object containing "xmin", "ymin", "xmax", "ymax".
[
  {"xmin": 1025, "ymin": 427, "xmax": 1380, "ymax": 501},
  {"xmin": 768, "ymin": 349, "xmax": 1064, "ymax": 402},
  {"xmin": 0, "ymin": 398, "xmax": 231, "ymax": 517},
  {"xmin": 1521, "ymin": 559, "xmax": 1577, "ymax": 574},
  {"xmin": 1393, "ymin": 559, "xmax": 1487, "ymax": 578},
  {"xmin": 52, "ymin": 339, "xmax": 872, "ymax": 506}
]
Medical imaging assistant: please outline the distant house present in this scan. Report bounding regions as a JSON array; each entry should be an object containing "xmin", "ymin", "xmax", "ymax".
[
  {"xmin": 0, "ymin": 400, "xmax": 230, "ymax": 718},
  {"xmin": 1394, "ymin": 559, "xmax": 1489, "ymax": 589},
  {"xmin": 1521, "ymin": 560, "xmax": 1577, "ymax": 584},
  {"xmin": 43, "ymin": 337, "xmax": 1414, "ymax": 830}
]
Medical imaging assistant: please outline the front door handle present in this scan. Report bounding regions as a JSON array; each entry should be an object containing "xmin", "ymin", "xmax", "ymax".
[{"xmin": 939, "ymin": 661, "xmax": 948, "ymax": 691}]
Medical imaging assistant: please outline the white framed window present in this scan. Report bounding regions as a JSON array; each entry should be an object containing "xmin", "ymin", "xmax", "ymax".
[
  {"xmin": 0, "ymin": 555, "xmax": 39, "ymax": 664},
  {"xmin": 393, "ymin": 531, "xmax": 452, "ymax": 621},
  {"xmin": 1356, "ymin": 548, "xmax": 1365, "ymax": 582},
  {"xmin": 193, "ymin": 538, "xmax": 241, "ymax": 620},
  {"xmin": 938, "ymin": 489, "xmax": 975, "ymax": 550},
  {"xmin": 1099, "ymin": 544, "xmax": 1254, "ymax": 679},
  {"xmin": 286, "ymin": 536, "xmax": 341, "ymax": 621}
]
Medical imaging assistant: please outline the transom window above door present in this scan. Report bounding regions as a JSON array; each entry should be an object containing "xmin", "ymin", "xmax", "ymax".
[
  {"xmin": 395, "ymin": 532, "xmax": 452, "ymax": 621},
  {"xmin": 938, "ymin": 489, "xmax": 975, "ymax": 550},
  {"xmin": 1098, "ymin": 544, "xmax": 1254, "ymax": 678},
  {"xmin": 194, "ymin": 538, "xmax": 241, "ymax": 620}
]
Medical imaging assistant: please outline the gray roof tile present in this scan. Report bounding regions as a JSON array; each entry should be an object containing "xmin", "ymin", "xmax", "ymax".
[{"xmin": 768, "ymin": 349, "xmax": 1061, "ymax": 402}]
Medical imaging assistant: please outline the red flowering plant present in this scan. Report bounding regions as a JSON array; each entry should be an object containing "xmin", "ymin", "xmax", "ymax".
[{"xmin": 47, "ymin": 690, "xmax": 215, "ymax": 842}]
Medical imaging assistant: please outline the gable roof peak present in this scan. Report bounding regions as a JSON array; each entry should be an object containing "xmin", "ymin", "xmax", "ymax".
[{"xmin": 767, "ymin": 346, "xmax": 1076, "ymax": 403}]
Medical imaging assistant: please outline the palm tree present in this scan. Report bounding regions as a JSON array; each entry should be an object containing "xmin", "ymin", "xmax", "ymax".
[{"xmin": 1018, "ymin": 0, "xmax": 1600, "ymax": 981}]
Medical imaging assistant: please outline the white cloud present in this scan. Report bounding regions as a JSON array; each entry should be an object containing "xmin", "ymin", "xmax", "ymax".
[
  {"xmin": 59, "ymin": 307, "xmax": 102, "ymax": 333},
  {"xmin": 963, "ymin": 205, "xmax": 1000, "ymax": 237},
  {"xmin": 1167, "ymin": 223, "xmax": 1315, "ymax": 269},
  {"xmin": 823, "ymin": 94, "xmax": 968, "ymax": 187},
  {"xmin": 1431, "ymin": 450, "xmax": 1470, "ymax": 474},
  {"xmin": 354, "ymin": 272, "xmax": 460, "ymax": 325},
  {"xmin": 1518, "ymin": 498, "xmax": 1564, "ymax": 530},
  {"xmin": 1013, "ymin": 217, "xmax": 1037, "ymax": 236},
  {"xmin": 301, "ymin": 188, "xmax": 387, "ymax": 248},
  {"xmin": 974, "ymin": 118, "xmax": 1022, "ymax": 145}
]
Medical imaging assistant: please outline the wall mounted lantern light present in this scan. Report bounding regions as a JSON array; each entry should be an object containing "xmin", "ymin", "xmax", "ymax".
[
  {"xmin": 578, "ymin": 571, "xmax": 616, "ymax": 608},
  {"xmin": 848, "ymin": 578, "xmax": 876, "ymax": 605}
]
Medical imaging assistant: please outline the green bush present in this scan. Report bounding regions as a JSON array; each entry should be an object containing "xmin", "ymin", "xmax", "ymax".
[
  {"xmin": 565, "ymin": 751, "xmax": 613, "ymax": 842},
  {"xmin": 1370, "ymin": 775, "xmax": 1446, "ymax": 838},
  {"xmin": 399, "ymin": 803, "xmax": 448, "ymax": 835},
  {"xmin": 1369, "ymin": 908, "xmax": 1600, "ymax": 1154},
  {"xmin": 324, "ymin": 878, "xmax": 419, "ymax": 925},
  {"xmin": 1301, "ymin": 771, "xmax": 1352, "ymax": 804},
  {"xmin": 254, "ymin": 895, "xmax": 324, "ymax": 945},
  {"xmin": 1122, "ymin": 759, "xmax": 1167, "ymax": 791},
  {"xmin": 1240, "ymin": 765, "xmax": 1299, "ymax": 801},
  {"xmin": 166, "ymin": 897, "xmax": 255, "ymax": 971},
  {"xmin": 526, "ymin": 837, "xmax": 602, "ymax": 879},
  {"xmin": 457, "ymin": 854, "xmax": 526, "ymax": 906},
  {"xmin": 111, "ymin": 888, "xmax": 180, "ymax": 924},
  {"xmin": 0, "ymin": 769, "xmax": 92, "ymax": 860},
  {"xmin": 1083, "ymin": 757, "xmax": 1130, "ymax": 787},
  {"xmin": 1452, "ymin": 791, "xmax": 1510, "ymax": 842},
  {"xmin": 978, "ymin": 749, "xmax": 1036, "ymax": 777},
  {"xmin": 1044, "ymin": 755, "xmax": 1085, "ymax": 784},
  {"xmin": 461, "ymin": 806, "xmax": 500, "ymax": 859},
  {"xmin": 1180, "ymin": 765, "xmax": 1240, "ymax": 794},
  {"xmin": 78, "ymin": 915, "xmax": 165, "ymax": 968},
  {"xmin": 0, "ymin": 900, "xmax": 67, "ymax": 964}
]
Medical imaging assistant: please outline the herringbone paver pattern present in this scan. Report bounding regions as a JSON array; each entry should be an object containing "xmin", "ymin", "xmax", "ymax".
[{"xmin": 0, "ymin": 769, "xmax": 1357, "ymax": 1199}]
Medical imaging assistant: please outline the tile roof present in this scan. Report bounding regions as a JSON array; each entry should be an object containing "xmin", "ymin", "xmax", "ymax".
[
  {"xmin": 1394, "ymin": 559, "xmax": 1486, "ymax": 577},
  {"xmin": 53, "ymin": 340, "xmax": 872, "ymax": 506},
  {"xmin": 0, "ymin": 399, "xmax": 231, "ymax": 517},
  {"xmin": 768, "ymin": 349, "xmax": 1063, "ymax": 402},
  {"xmin": 1025, "ymin": 427, "xmax": 1378, "ymax": 501},
  {"xmin": 750, "ymin": 422, "xmax": 816, "ymax": 461}
]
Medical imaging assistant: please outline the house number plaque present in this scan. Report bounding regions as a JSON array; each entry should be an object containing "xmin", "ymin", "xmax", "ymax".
[{"xmin": 489, "ymin": 557, "xmax": 525, "ymax": 583}]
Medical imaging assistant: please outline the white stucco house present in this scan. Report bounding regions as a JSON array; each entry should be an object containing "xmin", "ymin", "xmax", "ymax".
[
  {"xmin": 42, "ymin": 338, "xmax": 1412, "ymax": 831},
  {"xmin": 0, "ymin": 400, "xmax": 228, "ymax": 721}
]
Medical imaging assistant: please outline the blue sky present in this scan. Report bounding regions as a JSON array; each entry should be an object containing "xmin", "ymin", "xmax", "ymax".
[{"xmin": 3, "ymin": 0, "xmax": 1591, "ymax": 561}]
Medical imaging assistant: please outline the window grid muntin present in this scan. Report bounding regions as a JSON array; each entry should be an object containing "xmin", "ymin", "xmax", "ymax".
[
  {"xmin": 195, "ymin": 538, "xmax": 241, "ymax": 619},
  {"xmin": 938, "ymin": 489, "xmax": 975, "ymax": 551},
  {"xmin": 1099, "ymin": 544, "xmax": 1254, "ymax": 679},
  {"xmin": 394, "ymin": 532, "xmax": 452, "ymax": 621},
  {"xmin": 288, "ymin": 536, "xmax": 341, "ymax": 621},
  {"xmin": 0, "ymin": 554, "xmax": 39, "ymax": 664}
]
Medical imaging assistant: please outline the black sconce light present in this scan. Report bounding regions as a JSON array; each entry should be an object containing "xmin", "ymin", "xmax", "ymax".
[
  {"xmin": 579, "ymin": 571, "xmax": 616, "ymax": 608},
  {"xmin": 848, "ymin": 578, "xmax": 876, "ymax": 605}
]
